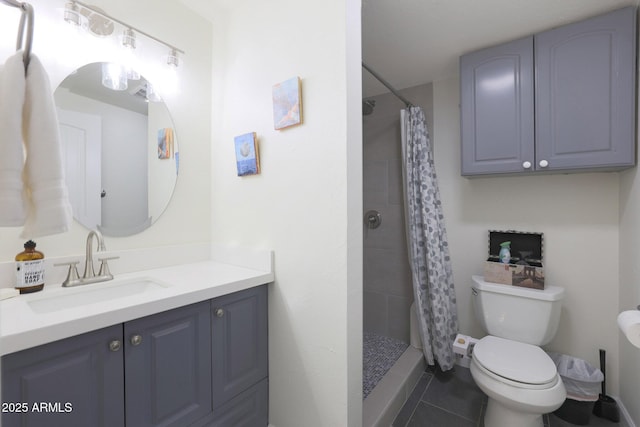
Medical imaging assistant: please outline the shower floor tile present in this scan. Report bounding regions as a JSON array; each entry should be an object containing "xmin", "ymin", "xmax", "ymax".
[{"xmin": 363, "ymin": 332, "xmax": 408, "ymax": 399}]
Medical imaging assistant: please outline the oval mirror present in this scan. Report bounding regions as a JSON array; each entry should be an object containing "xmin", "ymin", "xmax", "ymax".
[{"xmin": 54, "ymin": 62, "xmax": 179, "ymax": 236}]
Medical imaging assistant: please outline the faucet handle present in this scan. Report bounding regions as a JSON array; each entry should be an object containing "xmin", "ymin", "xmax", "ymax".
[
  {"xmin": 54, "ymin": 261, "xmax": 80, "ymax": 287},
  {"xmin": 97, "ymin": 256, "xmax": 119, "ymax": 278}
]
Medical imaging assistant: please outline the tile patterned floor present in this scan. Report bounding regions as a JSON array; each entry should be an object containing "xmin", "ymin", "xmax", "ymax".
[{"xmin": 393, "ymin": 365, "xmax": 630, "ymax": 427}]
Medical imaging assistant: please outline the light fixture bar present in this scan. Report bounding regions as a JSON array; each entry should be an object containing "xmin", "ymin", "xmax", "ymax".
[{"xmin": 71, "ymin": 0, "xmax": 185, "ymax": 55}]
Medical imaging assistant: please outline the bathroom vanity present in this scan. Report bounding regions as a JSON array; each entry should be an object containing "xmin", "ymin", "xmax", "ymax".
[{"xmin": 0, "ymin": 257, "xmax": 272, "ymax": 427}]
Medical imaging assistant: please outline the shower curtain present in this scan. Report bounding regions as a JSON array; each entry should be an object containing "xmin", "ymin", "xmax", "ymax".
[{"xmin": 401, "ymin": 106, "xmax": 458, "ymax": 371}]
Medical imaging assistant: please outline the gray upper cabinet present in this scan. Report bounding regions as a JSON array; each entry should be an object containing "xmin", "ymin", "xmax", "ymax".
[
  {"xmin": 461, "ymin": 7, "xmax": 637, "ymax": 176},
  {"xmin": 460, "ymin": 36, "xmax": 535, "ymax": 175},
  {"xmin": 536, "ymin": 7, "xmax": 636, "ymax": 171}
]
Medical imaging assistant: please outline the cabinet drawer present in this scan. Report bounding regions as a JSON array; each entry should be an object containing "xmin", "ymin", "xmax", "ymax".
[{"xmin": 192, "ymin": 379, "xmax": 268, "ymax": 427}]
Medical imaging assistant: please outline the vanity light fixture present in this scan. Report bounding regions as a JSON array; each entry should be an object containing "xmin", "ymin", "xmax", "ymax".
[
  {"xmin": 62, "ymin": 1, "xmax": 184, "ymax": 69},
  {"xmin": 146, "ymin": 82, "xmax": 162, "ymax": 102},
  {"xmin": 122, "ymin": 28, "xmax": 136, "ymax": 50},
  {"xmin": 101, "ymin": 62, "xmax": 127, "ymax": 91},
  {"xmin": 167, "ymin": 48, "xmax": 179, "ymax": 68},
  {"xmin": 121, "ymin": 28, "xmax": 140, "ymax": 80},
  {"xmin": 63, "ymin": 1, "xmax": 80, "ymax": 26}
]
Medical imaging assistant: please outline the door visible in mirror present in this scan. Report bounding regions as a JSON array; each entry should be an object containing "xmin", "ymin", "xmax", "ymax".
[{"xmin": 54, "ymin": 62, "xmax": 179, "ymax": 237}]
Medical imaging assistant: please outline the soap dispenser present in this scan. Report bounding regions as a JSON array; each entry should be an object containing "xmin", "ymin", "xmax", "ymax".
[
  {"xmin": 499, "ymin": 241, "xmax": 511, "ymax": 264},
  {"xmin": 15, "ymin": 240, "xmax": 45, "ymax": 294}
]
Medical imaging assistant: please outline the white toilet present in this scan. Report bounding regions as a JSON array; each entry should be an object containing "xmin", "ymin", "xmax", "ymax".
[{"xmin": 469, "ymin": 275, "xmax": 566, "ymax": 427}]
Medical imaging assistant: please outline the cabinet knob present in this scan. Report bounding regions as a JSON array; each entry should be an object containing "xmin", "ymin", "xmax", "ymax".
[
  {"xmin": 539, "ymin": 159, "xmax": 549, "ymax": 168},
  {"xmin": 522, "ymin": 161, "xmax": 532, "ymax": 169},
  {"xmin": 130, "ymin": 334, "xmax": 143, "ymax": 346},
  {"xmin": 215, "ymin": 308, "xmax": 224, "ymax": 318},
  {"xmin": 109, "ymin": 340, "xmax": 122, "ymax": 352}
]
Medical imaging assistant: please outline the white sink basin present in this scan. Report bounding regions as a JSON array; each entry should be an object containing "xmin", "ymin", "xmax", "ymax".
[{"xmin": 27, "ymin": 278, "xmax": 171, "ymax": 314}]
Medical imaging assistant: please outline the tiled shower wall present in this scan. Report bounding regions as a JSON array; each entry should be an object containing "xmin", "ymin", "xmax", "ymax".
[{"xmin": 363, "ymin": 83, "xmax": 434, "ymax": 344}]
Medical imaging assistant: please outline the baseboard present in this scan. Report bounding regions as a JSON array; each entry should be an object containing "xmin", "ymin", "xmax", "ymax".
[{"xmin": 614, "ymin": 395, "xmax": 636, "ymax": 427}]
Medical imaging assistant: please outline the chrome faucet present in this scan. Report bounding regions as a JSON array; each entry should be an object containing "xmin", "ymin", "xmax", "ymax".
[{"xmin": 56, "ymin": 229, "xmax": 119, "ymax": 287}]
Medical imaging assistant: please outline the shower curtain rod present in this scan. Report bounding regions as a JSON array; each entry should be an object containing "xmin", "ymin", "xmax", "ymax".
[{"xmin": 362, "ymin": 62, "xmax": 414, "ymax": 108}]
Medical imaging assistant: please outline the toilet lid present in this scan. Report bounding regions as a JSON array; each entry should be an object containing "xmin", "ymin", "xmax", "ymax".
[{"xmin": 473, "ymin": 336, "xmax": 557, "ymax": 385}]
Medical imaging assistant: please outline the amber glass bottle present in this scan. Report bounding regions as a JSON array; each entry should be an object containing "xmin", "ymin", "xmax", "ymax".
[{"xmin": 15, "ymin": 240, "xmax": 45, "ymax": 294}]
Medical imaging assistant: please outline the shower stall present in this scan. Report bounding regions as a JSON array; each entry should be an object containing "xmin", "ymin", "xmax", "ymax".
[{"xmin": 361, "ymin": 66, "xmax": 435, "ymax": 425}]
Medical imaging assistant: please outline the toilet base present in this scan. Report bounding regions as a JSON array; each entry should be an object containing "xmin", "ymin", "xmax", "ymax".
[{"xmin": 485, "ymin": 397, "xmax": 543, "ymax": 427}]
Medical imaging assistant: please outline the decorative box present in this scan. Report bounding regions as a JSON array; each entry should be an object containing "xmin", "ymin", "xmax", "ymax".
[{"xmin": 483, "ymin": 230, "xmax": 545, "ymax": 289}]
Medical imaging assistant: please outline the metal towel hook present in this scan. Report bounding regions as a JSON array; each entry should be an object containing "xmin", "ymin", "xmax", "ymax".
[
  {"xmin": 1, "ymin": 0, "xmax": 35, "ymax": 71},
  {"xmin": 17, "ymin": 2, "xmax": 34, "ymax": 70}
]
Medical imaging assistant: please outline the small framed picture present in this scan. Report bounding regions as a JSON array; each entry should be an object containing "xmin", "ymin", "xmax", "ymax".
[
  {"xmin": 158, "ymin": 128, "xmax": 174, "ymax": 159},
  {"xmin": 272, "ymin": 76, "xmax": 302, "ymax": 130},
  {"xmin": 234, "ymin": 132, "xmax": 260, "ymax": 176}
]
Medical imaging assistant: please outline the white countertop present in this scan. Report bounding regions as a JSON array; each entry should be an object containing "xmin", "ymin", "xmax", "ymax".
[{"xmin": 0, "ymin": 259, "xmax": 274, "ymax": 356}]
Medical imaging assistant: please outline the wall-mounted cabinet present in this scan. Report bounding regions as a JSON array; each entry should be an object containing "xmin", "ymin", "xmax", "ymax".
[
  {"xmin": 2, "ymin": 286, "xmax": 268, "ymax": 427},
  {"xmin": 461, "ymin": 7, "xmax": 637, "ymax": 176}
]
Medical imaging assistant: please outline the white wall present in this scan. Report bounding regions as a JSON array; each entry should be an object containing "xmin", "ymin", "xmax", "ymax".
[
  {"xmin": 619, "ymin": 169, "xmax": 640, "ymax": 423},
  {"xmin": 618, "ymin": 95, "xmax": 640, "ymax": 424},
  {"xmin": 208, "ymin": 0, "xmax": 362, "ymax": 425},
  {"xmin": 0, "ymin": 0, "xmax": 212, "ymax": 260},
  {"xmin": 433, "ymin": 76, "xmax": 622, "ymax": 394}
]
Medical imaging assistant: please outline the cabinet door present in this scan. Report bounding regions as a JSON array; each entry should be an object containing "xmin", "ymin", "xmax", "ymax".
[
  {"xmin": 460, "ymin": 36, "xmax": 535, "ymax": 175},
  {"xmin": 212, "ymin": 285, "xmax": 268, "ymax": 408},
  {"xmin": 2, "ymin": 325, "xmax": 124, "ymax": 427},
  {"xmin": 535, "ymin": 7, "xmax": 636, "ymax": 171},
  {"xmin": 124, "ymin": 300, "xmax": 212, "ymax": 427}
]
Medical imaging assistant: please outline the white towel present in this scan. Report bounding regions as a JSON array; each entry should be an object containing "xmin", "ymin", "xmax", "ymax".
[
  {"xmin": 0, "ymin": 51, "xmax": 27, "ymax": 226},
  {"xmin": 20, "ymin": 54, "xmax": 72, "ymax": 238}
]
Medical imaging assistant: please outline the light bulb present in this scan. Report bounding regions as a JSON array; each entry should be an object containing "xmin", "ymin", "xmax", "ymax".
[{"xmin": 101, "ymin": 62, "xmax": 128, "ymax": 91}]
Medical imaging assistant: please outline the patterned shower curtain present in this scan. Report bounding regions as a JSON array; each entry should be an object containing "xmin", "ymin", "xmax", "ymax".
[{"xmin": 401, "ymin": 106, "xmax": 458, "ymax": 371}]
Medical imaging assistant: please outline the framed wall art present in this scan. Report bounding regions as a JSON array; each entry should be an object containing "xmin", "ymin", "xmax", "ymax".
[
  {"xmin": 272, "ymin": 76, "xmax": 302, "ymax": 130},
  {"xmin": 234, "ymin": 132, "xmax": 260, "ymax": 176}
]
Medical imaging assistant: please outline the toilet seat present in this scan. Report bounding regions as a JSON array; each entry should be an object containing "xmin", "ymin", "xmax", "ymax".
[{"xmin": 473, "ymin": 336, "xmax": 557, "ymax": 388}]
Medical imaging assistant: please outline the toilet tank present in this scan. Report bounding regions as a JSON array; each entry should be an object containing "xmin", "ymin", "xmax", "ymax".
[{"xmin": 471, "ymin": 275, "xmax": 564, "ymax": 345}]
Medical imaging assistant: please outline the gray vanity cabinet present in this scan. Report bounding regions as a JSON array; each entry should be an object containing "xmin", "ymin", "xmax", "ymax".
[
  {"xmin": 124, "ymin": 300, "xmax": 212, "ymax": 427},
  {"xmin": 192, "ymin": 284, "xmax": 269, "ymax": 427},
  {"xmin": 1, "ymin": 324, "xmax": 125, "ymax": 427},
  {"xmin": 1, "ymin": 285, "xmax": 269, "ymax": 427},
  {"xmin": 211, "ymin": 285, "xmax": 268, "ymax": 408},
  {"xmin": 1, "ymin": 302, "xmax": 210, "ymax": 427},
  {"xmin": 461, "ymin": 7, "xmax": 636, "ymax": 176}
]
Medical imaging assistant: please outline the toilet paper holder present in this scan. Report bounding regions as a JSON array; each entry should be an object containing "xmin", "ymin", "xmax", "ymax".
[{"xmin": 618, "ymin": 309, "xmax": 640, "ymax": 349}]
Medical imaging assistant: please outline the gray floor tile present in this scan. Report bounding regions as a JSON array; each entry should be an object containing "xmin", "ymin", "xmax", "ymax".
[
  {"xmin": 396, "ymin": 364, "xmax": 632, "ymax": 427},
  {"xmin": 406, "ymin": 401, "xmax": 477, "ymax": 427},
  {"xmin": 420, "ymin": 366, "xmax": 487, "ymax": 423},
  {"xmin": 549, "ymin": 412, "xmax": 628, "ymax": 427},
  {"xmin": 392, "ymin": 372, "xmax": 432, "ymax": 427}
]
